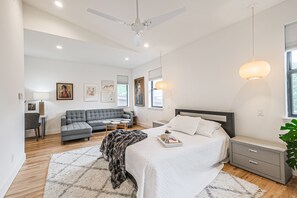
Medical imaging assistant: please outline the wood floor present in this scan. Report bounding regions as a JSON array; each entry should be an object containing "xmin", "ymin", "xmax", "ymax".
[{"xmin": 5, "ymin": 126, "xmax": 297, "ymax": 198}]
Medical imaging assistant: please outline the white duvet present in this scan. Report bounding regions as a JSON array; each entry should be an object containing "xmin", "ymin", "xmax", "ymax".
[{"xmin": 125, "ymin": 126, "xmax": 230, "ymax": 198}]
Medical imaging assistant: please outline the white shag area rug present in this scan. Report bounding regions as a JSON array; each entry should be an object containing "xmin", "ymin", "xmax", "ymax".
[{"xmin": 44, "ymin": 146, "xmax": 266, "ymax": 198}]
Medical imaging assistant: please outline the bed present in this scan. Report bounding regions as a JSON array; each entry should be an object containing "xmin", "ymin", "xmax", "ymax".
[{"xmin": 125, "ymin": 109, "xmax": 235, "ymax": 198}]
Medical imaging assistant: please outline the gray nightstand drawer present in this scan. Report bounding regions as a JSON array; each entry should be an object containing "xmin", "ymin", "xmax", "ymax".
[
  {"xmin": 230, "ymin": 136, "xmax": 292, "ymax": 184},
  {"xmin": 232, "ymin": 142, "xmax": 280, "ymax": 166},
  {"xmin": 153, "ymin": 120, "xmax": 169, "ymax": 128},
  {"xmin": 233, "ymin": 153, "xmax": 281, "ymax": 179}
]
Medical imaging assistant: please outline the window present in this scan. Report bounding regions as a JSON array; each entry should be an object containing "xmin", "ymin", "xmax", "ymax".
[
  {"xmin": 287, "ymin": 50, "xmax": 297, "ymax": 116},
  {"xmin": 150, "ymin": 79, "xmax": 164, "ymax": 108},
  {"xmin": 117, "ymin": 75, "xmax": 129, "ymax": 107},
  {"xmin": 148, "ymin": 68, "xmax": 163, "ymax": 108},
  {"xmin": 286, "ymin": 22, "xmax": 297, "ymax": 117}
]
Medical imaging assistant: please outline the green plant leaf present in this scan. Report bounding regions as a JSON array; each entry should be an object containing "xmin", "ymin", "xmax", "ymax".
[
  {"xmin": 280, "ymin": 119, "xmax": 297, "ymax": 169},
  {"xmin": 291, "ymin": 119, "xmax": 297, "ymax": 125}
]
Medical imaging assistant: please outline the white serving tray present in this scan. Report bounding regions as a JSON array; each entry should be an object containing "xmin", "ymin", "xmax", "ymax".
[{"xmin": 157, "ymin": 136, "xmax": 183, "ymax": 148}]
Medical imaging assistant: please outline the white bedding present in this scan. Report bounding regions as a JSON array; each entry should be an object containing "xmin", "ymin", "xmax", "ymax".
[{"xmin": 125, "ymin": 125, "xmax": 230, "ymax": 198}]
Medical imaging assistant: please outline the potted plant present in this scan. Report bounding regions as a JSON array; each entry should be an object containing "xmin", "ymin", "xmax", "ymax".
[{"xmin": 279, "ymin": 119, "xmax": 297, "ymax": 175}]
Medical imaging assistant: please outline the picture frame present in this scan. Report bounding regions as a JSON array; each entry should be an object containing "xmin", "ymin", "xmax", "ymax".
[
  {"xmin": 134, "ymin": 77, "xmax": 145, "ymax": 107},
  {"xmin": 101, "ymin": 92, "xmax": 115, "ymax": 103},
  {"xmin": 25, "ymin": 101, "xmax": 39, "ymax": 113},
  {"xmin": 101, "ymin": 80, "xmax": 115, "ymax": 92},
  {"xmin": 84, "ymin": 83, "xmax": 98, "ymax": 102},
  {"xmin": 56, "ymin": 83, "xmax": 73, "ymax": 100}
]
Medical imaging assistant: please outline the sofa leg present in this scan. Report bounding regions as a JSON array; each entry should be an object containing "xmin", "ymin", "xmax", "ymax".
[{"xmin": 88, "ymin": 137, "xmax": 90, "ymax": 141}]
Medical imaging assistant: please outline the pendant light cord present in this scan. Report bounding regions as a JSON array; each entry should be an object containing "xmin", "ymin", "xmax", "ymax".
[
  {"xmin": 252, "ymin": 6, "xmax": 255, "ymax": 61},
  {"xmin": 160, "ymin": 51, "xmax": 162, "ymax": 67}
]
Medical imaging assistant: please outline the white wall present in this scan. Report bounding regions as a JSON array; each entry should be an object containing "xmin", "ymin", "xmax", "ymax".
[
  {"xmin": 0, "ymin": 0, "xmax": 26, "ymax": 197},
  {"xmin": 25, "ymin": 56, "xmax": 133, "ymax": 135},
  {"xmin": 133, "ymin": 0, "xmax": 297, "ymax": 143}
]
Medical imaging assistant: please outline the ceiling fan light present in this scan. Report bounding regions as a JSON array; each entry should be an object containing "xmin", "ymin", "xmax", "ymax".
[
  {"xmin": 239, "ymin": 60, "xmax": 270, "ymax": 80},
  {"xmin": 134, "ymin": 34, "xmax": 142, "ymax": 47},
  {"xmin": 155, "ymin": 81, "xmax": 167, "ymax": 90}
]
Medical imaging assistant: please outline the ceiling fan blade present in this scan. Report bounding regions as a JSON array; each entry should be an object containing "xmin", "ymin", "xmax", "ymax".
[
  {"xmin": 87, "ymin": 8, "xmax": 130, "ymax": 26},
  {"xmin": 144, "ymin": 7, "xmax": 186, "ymax": 29}
]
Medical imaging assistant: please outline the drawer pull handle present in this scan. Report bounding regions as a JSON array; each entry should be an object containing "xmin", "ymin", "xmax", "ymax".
[
  {"xmin": 249, "ymin": 160, "xmax": 258, "ymax": 165},
  {"xmin": 248, "ymin": 149, "xmax": 258, "ymax": 153}
]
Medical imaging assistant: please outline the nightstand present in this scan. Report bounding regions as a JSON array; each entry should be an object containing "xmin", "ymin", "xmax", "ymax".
[
  {"xmin": 152, "ymin": 120, "xmax": 169, "ymax": 128},
  {"xmin": 230, "ymin": 136, "xmax": 292, "ymax": 184}
]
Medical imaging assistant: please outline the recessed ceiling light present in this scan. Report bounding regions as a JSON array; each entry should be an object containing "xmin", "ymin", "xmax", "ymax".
[
  {"xmin": 125, "ymin": 57, "xmax": 130, "ymax": 61},
  {"xmin": 54, "ymin": 1, "xmax": 63, "ymax": 8},
  {"xmin": 56, "ymin": 45, "xmax": 63, "ymax": 50},
  {"xmin": 144, "ymin": 43, "xmax": 149, "ymax": 48}
]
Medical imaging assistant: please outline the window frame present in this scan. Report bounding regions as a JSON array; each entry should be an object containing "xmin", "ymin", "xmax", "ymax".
[
  {"xmin": 116, "ymin": 83, "xmax": 129, "ymax": 107},
  {"xmin": 287, "ymin": 50, "xmax": 297, "ymax": 117},
  {"xmin": 150, "ymin": 79, "xmax": 163, "ymax": 108}
]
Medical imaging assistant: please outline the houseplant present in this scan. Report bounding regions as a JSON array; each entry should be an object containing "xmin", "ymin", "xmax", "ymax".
[{"xmin": 279, "ymin": 119, "xmax": 297, "ymax": 173}]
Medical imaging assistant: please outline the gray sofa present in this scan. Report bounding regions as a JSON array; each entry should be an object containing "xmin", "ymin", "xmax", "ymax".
[
  {"xmin": 61, "ymin": 110, "xmax": 92, "ymax": 142},
  {"xmin": 61, "ymin": 109, "xmax": 133, "ymax": 142}
]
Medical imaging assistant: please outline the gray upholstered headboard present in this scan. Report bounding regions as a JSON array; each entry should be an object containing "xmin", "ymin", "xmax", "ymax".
[{"xmin": 175, "ymin": 109, "xmax": 235, "ymax": 138}]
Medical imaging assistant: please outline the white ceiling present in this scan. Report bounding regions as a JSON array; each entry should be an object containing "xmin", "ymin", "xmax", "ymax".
[
  {"xmin": 25, "ymin": 29, "xmax": 155, "ymax": 68},
  {"xmin": 23, "ymin": 0, "xmax": 287, "ymax": 68}
]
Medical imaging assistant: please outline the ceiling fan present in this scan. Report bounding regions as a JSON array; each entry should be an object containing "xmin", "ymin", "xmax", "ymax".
[{"xmin": 87, "ymin": 0, "xmax": 186, "ymax": 46}]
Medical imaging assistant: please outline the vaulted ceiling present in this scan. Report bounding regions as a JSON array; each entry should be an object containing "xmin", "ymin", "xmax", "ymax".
[{"xmin": 23, "ymin": 0, "xmax": 287, "ymax": 68}]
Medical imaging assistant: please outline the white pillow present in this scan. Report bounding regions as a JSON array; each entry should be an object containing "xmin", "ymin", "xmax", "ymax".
[
  {"xmin": 196, "ymin": 118, "xmax": 221, "ymax": 137},
  {"xmin": 169, "ymin": 115, "xmax": 201, "ymax": 135}
]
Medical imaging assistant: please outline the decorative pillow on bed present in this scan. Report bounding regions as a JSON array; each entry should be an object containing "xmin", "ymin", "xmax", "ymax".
[
  {"xmin": 196, "ymin": 118, "xmax": 221, "ymax": 137},
  {"xmin": 169, "ymin": 115, "xmax": 200, "ymax": 135}
]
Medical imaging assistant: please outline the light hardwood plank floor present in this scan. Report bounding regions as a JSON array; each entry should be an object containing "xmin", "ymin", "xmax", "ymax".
[{"xmin": 5, "ymin": 126, "xmax": 297, "ymax": 198}]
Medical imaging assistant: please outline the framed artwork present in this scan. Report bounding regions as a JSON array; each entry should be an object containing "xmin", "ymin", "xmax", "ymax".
[
  {"xmin": 84, "ymin": 84, "xmax": 98, "ymax": 102},
  {"xmin": 25, "ymin": 101, "xmax": 39, "ymax": 113},
  {"xmin": 56, "ymin": 83, "xmax": 73, "ymax": 100},
  {"xmin": 101, "ymin": 92, "xmax": 115, "ymax": 103},
  {"xmin": 101, "ymin": 80, "xmax": 114, "ymax": 92},
  {"xmin": 134, "ymin": 77, "xmax": 145, "ymax": 106}
]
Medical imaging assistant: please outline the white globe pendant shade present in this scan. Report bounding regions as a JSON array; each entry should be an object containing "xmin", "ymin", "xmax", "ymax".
[
  {"xmin": 239, "ymin": 60, "xmax": 271, "ymax": 80},
  {"xmin": 155, "ymin": 81, "xmax": 167, "ymax": 90}
]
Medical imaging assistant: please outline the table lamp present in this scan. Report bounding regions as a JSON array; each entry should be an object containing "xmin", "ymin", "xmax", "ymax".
[{"xmin": 33, "ymin": 92, "xmax": 49, "ymax": 115}]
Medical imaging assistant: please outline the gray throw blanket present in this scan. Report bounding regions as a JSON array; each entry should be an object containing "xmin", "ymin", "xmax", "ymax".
[{"xmin": 100, "ymin": 129, "xmax": 147, "ymax": 189}]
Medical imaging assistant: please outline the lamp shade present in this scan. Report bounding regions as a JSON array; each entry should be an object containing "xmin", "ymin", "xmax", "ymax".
[
  {"xmin": 33, "ymin": 92, "xmax": 49, "ymax": 101},
  {"xmin": 155, "ymin": 81, "xmax": 167, "ymax": 90},
  {"xmin": 239, "ymin": 61, "xmax": 271, "ymax": 80}
]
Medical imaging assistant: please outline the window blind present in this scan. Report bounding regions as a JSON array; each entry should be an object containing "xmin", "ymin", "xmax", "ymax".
[
  {"xmin": 117, "ymin": 75, "xmax": 129, "ymax": 84},
  {"xmin": 148, "ymin": 67, "xmax": 162, "ymax": 81},
  {"xmin": 285, "ymin": 21, "xmax": 297, "ymax": 50}
]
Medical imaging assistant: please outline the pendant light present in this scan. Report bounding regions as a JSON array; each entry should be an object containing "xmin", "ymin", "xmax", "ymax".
[
  {"xmin": 155, "ymin": 51, "xmax": 167, "ymax": 90},
  {"xmin": 239, "ymin": 6, "xmax": 270, "ymax": 80}
]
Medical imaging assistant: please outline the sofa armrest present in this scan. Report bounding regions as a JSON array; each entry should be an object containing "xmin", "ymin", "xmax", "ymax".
[
  {"xmin": 61, "ymin": 115, "xmax": 67, "ymax": 126},
  {"xmin": 124, "ymin": 111, "xmax": 133, "ymax": 125}
]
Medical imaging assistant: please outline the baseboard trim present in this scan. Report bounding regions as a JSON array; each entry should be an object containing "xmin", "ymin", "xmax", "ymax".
[
  {"xmin": 46, "ymin": 129, "xmax": 60, "ymax": 135},
  {"xmin": 26, "ymin": 129, "xmax": 60, "ymax": 137},
  {"xmin": 0, "ymin": 153, "xmax": 26, "ymax": 198},
  {"xmin": 137, "ymin": 122, "xmax": 151, "ymax": 129}
]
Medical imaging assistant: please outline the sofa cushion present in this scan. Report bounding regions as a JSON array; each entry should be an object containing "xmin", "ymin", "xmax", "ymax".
[
  {"xmin": 86, "ymin": 109, "xmax": 124, "ymax": 121},
  {"xmin": 122, "ymin": 114, "xmax": 130, "ymax": 119},
  {"xmin": 61, "ymin": 122, "xmax": 91, "ymax": 136},
  {"xmin": 66, "ymin": 110, "xmax": 86, "ymax": 124},
  {"xmin": 87, "ymin": 120, "xmax": 105, "ymax": 127}
]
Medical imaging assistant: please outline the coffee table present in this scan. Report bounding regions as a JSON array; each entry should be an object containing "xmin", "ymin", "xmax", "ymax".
[{"xmin": 103, "ymin": 119, "xmax": 131, "ymax": 135}]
